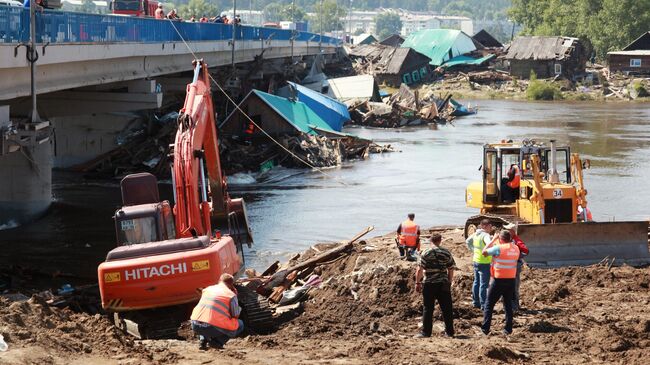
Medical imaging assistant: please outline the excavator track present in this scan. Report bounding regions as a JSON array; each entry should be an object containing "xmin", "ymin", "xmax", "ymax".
[
  {"xmin": 236, "ymin": 285, "xmax": 275, "ymax": 335},
  {"xmin": 113, "ymin": 306, "xmax": 188, "ymax": 339}
]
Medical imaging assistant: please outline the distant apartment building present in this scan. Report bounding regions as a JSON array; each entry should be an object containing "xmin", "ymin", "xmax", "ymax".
[{"xmin": 342, "ymin": 9, "xmax": 473, "ymax": 37}]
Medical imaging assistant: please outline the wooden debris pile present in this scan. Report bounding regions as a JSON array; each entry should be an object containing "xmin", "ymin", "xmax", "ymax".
[
  {"xmin": 236, "ymin": 227, "xmax": 375, "ymax": 317},
  {"xmin": 69, "ymin": 113, "xmax": 178, "ymax": 179},
  {"xmin": 348, "ymin": 84, "xmax": 454, "ymax": 128}
]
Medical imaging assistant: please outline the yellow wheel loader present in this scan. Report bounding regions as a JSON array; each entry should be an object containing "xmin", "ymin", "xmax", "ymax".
[{"xmin": 465, "ymin": 139, "xmax": 650, "ymax": 267}]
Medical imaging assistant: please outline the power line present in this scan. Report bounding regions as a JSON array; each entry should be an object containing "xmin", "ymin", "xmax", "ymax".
[{"xmin": 165, "ymin": 18, "xmax": 349, "ymax": 186}]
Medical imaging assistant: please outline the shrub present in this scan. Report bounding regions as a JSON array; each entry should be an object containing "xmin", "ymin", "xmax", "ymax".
[
  {"xmin": 526, "ymin": 71, "xmax": 563, "ymax": 100},
  {"xmin": 632, "ymin": 81, "xmax": 649, "ymax": 98}
]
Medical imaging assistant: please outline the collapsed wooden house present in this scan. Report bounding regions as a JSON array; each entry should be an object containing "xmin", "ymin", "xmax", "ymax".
[
  {"xmin": 505, "ymin": 36, "xmax": 588, "ymax": 79},
  {"xmin": 472, "ymin": 29, "xmax": 503, "ymax": 49},
  {"xmin": 607, "ymin": 32, "xmax": 650, "ymax": 75},
  {"xmin": 347, "ymin": 44, "xmax": 432, "ymax": 86},
  {"xmin": 379, "ymin": 34, "xmax": 404, "ymax": 47}
]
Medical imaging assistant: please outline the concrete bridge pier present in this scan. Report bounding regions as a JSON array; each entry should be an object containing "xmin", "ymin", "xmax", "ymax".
[{"xmin": 0, "ymin": 105, "xmax": 53, "ymax": 228}]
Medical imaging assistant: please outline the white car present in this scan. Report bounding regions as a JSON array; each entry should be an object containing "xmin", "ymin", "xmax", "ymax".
[{"xmin": 0, "ymin": 0, "xmax": 23, "ymax": 6}]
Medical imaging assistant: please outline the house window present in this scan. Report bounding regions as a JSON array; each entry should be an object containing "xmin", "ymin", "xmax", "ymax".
[
  {"xmin": 402, "ymin": 73, "xmax": 412, "ymax": 84},
  {"xmin": 412, "ymin": 71, "xmax": 420, "ymax": 82},
  {"xmin": 554, "ymin": 63, "xmax": 562, "ymax": 75},
  {"xmin": 630, "ymin": 58, "xmax": 642, "ymax": 67},
  {"xmin": 420, "ymin": 67, "xmax": 427, "ymax": 78}
]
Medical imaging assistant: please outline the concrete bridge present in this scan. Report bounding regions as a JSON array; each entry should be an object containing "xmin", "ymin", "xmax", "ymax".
[{"xmin": 0, "ymin": 6, "xmax": 342, "ymax": 226}]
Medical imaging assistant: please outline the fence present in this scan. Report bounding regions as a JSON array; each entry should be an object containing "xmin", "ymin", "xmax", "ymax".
[{"xmin": 0, "ymin": 6, "xmax": 341, "ymax": 46}]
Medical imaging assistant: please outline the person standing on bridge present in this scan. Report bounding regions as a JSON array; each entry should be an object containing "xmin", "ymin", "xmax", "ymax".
[
  {"xmin": 466, "ymin": 219, "xmax": 492, "ymax": 309},
  {"xmin": 397, "ymin": 213, "xmax": 420, "ymax": 261},
  {"xmin": 414, "ymin": 233, "xmax": 456, "ymax": 338},
  {"xmin": 481, "ymin": 230, "xmax": 520, "ymax": 335},
  {"xmin": 154, "ymin": 3, "xmax": 164, "ymax": 19},
  {"xmin": 190, "ymin": 273, "xmax": 244, "ymax": 350},
  {"xmin": 167, "ymin": 9, "xmax": 181, "ymax": 20}
]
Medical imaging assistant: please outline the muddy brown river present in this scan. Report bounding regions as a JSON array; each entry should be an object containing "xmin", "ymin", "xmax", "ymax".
[{"xmin": 1, "ymin": 100, "xmax": 649, "ymax": 277}]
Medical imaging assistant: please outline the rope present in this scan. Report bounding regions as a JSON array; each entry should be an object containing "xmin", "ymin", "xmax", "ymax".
[{"xmin": 165, "ymin": 19, "xmax": 348, "ymax": 186}]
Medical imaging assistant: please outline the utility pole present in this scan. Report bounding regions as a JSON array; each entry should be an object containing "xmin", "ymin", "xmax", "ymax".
[
  {"xmin": 29, "ymin": 1, "xmax": 40, "ymax": 123},
  {"xmin": 231, "ymin": 0, "xmax": 236, "ymax": 72},
  {"xmin": 319, "ymin": 0, "xmax": 323, "ymax": 51},
  {"xmin": 290, "ymin": 0, "xmax": 295, "ymax": 60},
  {"xmin": 347, "ymin": 0, "xmax": 352, "ymax": 43}
]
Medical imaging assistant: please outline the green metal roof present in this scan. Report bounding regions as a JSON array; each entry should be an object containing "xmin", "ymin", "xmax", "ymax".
[
  {"xmin": 402, "ymin": 29, "xmax": 477, "ymax": 66},
  {"xmin": 441, "ymin": 54, "xmax": 495, "ymax": 68},
  {"xmin": 252, "ymin": 90, "xmax": 336, "ymax": 136}
]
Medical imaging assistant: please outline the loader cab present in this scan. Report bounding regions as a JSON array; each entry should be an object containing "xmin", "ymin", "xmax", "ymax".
[
  {"xmin": 113, "ymin": 173, "xmax": 176, "ymax": 246},
  {"xmin": 482, "ymin": 146, "xmax": 521, "ymax": 204},
  {"xmin": 482, "ymin": 142, "xmax": 571, "ymax": 205}
]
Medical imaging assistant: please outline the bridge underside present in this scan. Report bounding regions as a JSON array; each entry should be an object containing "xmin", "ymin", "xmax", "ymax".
[{"xmin": 0, "ymin": 38, "xmax": 340, "ymax": 227}]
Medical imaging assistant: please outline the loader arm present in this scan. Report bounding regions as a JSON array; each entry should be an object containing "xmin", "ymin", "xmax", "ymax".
[
  {"xmin": 529, "ymin": 154, "xmax": 546, "ymax": 220},
  {"xmin": 571, "ymin": 153, "xmax": 588, "ymax": 209}
]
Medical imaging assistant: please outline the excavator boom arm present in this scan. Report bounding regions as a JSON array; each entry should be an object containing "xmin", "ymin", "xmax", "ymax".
[{"xmin": 173, "ymin": 61, "xmax": 230, "ymax": 237}]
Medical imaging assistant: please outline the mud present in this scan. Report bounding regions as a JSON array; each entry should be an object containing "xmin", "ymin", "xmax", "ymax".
[{"xmin": 1, "ymin": 226, "xmax": 649, "ymax": 364}]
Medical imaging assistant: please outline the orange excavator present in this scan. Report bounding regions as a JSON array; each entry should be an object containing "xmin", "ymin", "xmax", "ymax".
[{"xmin": 97, "ymin": 60, "xmax": 270, "ymax": 338}]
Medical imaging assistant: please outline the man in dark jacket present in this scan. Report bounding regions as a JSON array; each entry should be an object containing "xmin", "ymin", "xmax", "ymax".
[{"xmin": 414, "ymin": 233, "xmax": 456, "ymax": 338}]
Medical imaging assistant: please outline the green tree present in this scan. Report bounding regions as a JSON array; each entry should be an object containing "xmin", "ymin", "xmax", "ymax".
[
  {"xmin": 374, "ymin": 11, "xmax": 402, "ymax": 39},
  {"xmin": 263, "ymin": 2, "xmax": 284, "ymax": 22},
  {"xmin": 509, "ymin": 0, "xmax": 650, "ymax": 59},
  {"xmin": 79, "ymin": 0, "xmax": 97, "ymax": 13},
  {"xmin": 308, "ymin": 0, "xmax": 347, "ymax": 33},
  {"xmin": 179, "ymin": 0, "xmax": 218, "ymax": 19}
]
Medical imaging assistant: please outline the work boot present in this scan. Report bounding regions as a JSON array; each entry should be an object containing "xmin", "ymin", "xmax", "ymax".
[
  {"xmin": 198, "ymin": 338, "xmax": 208, "ymax": 351},
  {"xmin": 209, "ymin": 339, "xmax": 224, "ymax": 349},
  {"xmin": 414, "ymin": 332, "xmax": 430, "ymax": 338},
  {"xmin": 502, "ymin": 329, "xmax": 512, "ymax": 336}
]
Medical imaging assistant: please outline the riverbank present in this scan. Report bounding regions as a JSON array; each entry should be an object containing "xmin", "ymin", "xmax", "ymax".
[
  {"xmin": 421, "ymin": 72, "xmax": 650, "ymax": 102},
  {"xmin": 1, "ymin": 226, "xmax": 648, "ymax": 364}
]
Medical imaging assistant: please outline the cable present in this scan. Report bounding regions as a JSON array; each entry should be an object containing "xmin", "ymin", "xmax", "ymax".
[{"xmin": 165, "ymin": 19, "xmax": 348, "ymax": 186}]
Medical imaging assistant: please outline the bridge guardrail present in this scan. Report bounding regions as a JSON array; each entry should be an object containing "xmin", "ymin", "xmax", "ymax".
[{"xmin": 0, "ymin": 6, "xmax": 341, "ymax": 46}]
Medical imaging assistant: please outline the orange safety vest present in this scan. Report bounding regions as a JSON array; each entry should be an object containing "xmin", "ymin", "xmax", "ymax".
[
  {"xmin": 492, "ymin": 242, "xmax": 520, "ymax": 279},
  {"xmin": 399, "ymin": 220, "xmax": 419, "ymax": 248},
  {"xmin": 190, "ymin": 283, "xmax": 240, "ymax": 332},
  {"xmin": 507, "ymin": 166, "xmax": 520, "ymax": 189}
]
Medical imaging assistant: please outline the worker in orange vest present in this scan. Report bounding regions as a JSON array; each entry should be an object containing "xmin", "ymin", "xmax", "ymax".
[
  {"xmin": 481, "ymin": 230, "xmax": 520, "ymax": 335},
  {"xmin": 397, "ymin": 213, "xmax": 420, "ymax": 261},
  {"xmin": 502, "ymin": 164, "xmax": 521, "ymax": 202},
  {"xmin": 154, "ymin": 3, "xmax": 164, "ymax": 19},
  {"xmin": 190, "ymin": 273, "xmax": 244, "ymax": 349}
]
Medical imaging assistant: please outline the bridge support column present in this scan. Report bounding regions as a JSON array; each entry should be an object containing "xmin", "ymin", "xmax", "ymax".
[{"xmin": 0, "ymin": 105, "xmax": 53, "ymax": 228}]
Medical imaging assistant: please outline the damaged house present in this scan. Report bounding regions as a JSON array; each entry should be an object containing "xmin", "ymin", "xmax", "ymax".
[
  {"xmin": 607, "ymin": 32, "xmax": 650, "ymax": 75},
  {"xmin": 472, "ymin": 29, "xmax": 503, "ymax": 49},
  {"xmin": 379, "ymin": 34, "xmax": 405, "ymax": 47},
  {"xmin": 505, "ymin": 36, "xmax": 588, "ymax": 79},
  {"xmin": 219, "ymin": 90, "xmax": 371, "ymax": 170},
  {"xmin": 401, "ymin": 29, "xmax": 486, "ymax": 67},
  {"xmin": 325, "ymin": 75, "xmax": 382, "ymax": 104},
  {"xmin": 347, "ymin": 44, "xmax": 433, "ymax": 86}
]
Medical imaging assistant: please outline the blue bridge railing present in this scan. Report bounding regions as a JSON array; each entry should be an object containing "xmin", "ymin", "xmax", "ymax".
[{"xmin": 0, "ymin": 6, "xmax": 341, "ymax": 46}]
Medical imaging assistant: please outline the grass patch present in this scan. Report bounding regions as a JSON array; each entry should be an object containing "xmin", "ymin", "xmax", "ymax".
[{"xmin": 526, "ymin": 72, "xmax": 563, "ymax": 100}]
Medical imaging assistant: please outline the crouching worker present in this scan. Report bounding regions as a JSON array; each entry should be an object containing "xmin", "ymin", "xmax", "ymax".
[{"xmin": 191, "ymin": 273, "xmax": 244, "ymax": 350}]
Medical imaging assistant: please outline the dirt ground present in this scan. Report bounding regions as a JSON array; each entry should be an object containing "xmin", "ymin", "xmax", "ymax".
[{"xmin": 1, "ymin": 227, "xmax": 649, "ymax": 364}]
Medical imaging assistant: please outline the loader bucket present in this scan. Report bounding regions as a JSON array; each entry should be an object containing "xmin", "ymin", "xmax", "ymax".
[{"xmin": 517, "ymin": 221, "xmax": 650, "ymax": 267}]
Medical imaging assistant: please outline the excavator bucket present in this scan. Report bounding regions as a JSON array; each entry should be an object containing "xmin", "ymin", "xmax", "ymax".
[
  {"xmin": 518, "ymin": 221, "xmax": 650, "ymax": 267},
  {"xmin": 227, "ymin": 198, "xmax": 254, "ymax": 247}
]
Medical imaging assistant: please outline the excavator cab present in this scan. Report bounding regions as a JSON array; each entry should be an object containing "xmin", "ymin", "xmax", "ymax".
[{"xmin": 114, "ymin": 173, "xmax": 176, "ymax": 245}]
